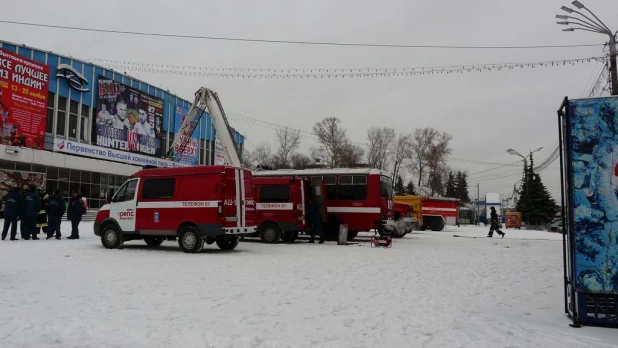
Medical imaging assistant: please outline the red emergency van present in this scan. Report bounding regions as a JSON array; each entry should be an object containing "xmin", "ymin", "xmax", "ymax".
[
  {"xmin": 94, "ymin": 165, "xmax": 257, "ymax": 253},
  {"xmin": 247, "ymin": 176, "xmax": 309, "ymax": 243},
  {"xmin": 253, "ymin": 168, "xmax": 394, "ymax": 240}
]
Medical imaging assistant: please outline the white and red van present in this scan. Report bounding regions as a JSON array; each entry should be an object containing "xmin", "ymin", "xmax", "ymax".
[
  {"xmin": 94, "ymin": 165, "xmax": 257, "ymax": 253},
  {"xmin": 248, "ymin": 176, "xmax": 309, "ymax": 243},
  {"xmin": 253, "ymin": 168, "xmax": 394, "ymax": 240}
]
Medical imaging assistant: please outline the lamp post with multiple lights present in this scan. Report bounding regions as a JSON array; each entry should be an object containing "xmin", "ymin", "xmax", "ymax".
[{"xmin": 557, "ymin": 1, "xmax": 617, "ymax": 95}]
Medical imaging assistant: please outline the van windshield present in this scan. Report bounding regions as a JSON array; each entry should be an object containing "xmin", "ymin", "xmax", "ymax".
[{"xmin": 380, "ymin": 176, "xmax": 393, "ymax": 198}]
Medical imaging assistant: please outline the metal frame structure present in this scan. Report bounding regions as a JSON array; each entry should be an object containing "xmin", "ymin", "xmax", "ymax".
[{"xmin": 558, "ymin": 96, "xmax": 618, "ymax": 327}]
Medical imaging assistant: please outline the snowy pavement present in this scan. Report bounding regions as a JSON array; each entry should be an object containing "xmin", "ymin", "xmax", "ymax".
[{"xmin": 0, "ymin": 222, "xmax": 616, "ymax": 348}]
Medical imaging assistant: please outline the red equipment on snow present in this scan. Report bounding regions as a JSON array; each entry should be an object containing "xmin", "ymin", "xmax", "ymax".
[{"xmin": 370, "ymin": 234, "xmax": 392, "ymax": 248}]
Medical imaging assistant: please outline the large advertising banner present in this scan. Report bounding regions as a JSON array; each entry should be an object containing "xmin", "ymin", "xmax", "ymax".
[
  {"xmin": 94, "ymin": 77, "xmax": 163, "ymax": 157},
  {"xmin": 567, "ymin": 96, "xmax": 618, "ymax": 294},
  {"xmin": 0, "ymin": 49, "xmax": 50, "ymax": 150},
  {"xmin": 173, "ymin": 105, "xmax": 199, "ymax": 165}
]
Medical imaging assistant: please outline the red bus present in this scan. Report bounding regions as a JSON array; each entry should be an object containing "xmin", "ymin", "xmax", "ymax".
[{"xmin": 253, "ymin": 168, "xmax": 394, "ymax": 240}]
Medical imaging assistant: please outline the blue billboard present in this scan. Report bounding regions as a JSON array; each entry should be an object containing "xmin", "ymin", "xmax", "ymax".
[
  {"xmin": 173, "ymin": 105, "xmax": 199, "ymax": 165},
  {"xmin": 567, "ymin": 96, "xmax": 618, "ymax": 294}
]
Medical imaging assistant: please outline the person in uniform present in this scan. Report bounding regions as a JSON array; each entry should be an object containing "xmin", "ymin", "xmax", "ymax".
[
  {"xmin": 22, "ymin": 184, "xmax": 41, "ymax": 240},
  {"xmin": 2, "ymin": 187, "xmax": 22, "ymax": 240},
  {"xmin": 487, "ymin": 206, "xmax": 505, "ymax": 238},
  {"xmin": 36, "ymin": 189, "xmax": 50, "ymax": 236},
  {"xmin": 46, "ymin": 188, "xmax": 66, "ymax": 239}
]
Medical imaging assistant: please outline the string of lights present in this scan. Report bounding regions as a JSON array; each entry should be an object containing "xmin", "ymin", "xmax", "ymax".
[{"xmin": 93, "ymin": 56, "xmax": 604, "ymax": 79}]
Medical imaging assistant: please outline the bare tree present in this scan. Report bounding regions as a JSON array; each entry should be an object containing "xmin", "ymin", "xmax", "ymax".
[
  {"xmin": 339, "ymin": 141, "xmax": 365, "ymax": 167},
  {"xmin": 366, "ymin": 127, "xmax": 395, "ymax": 170},
  {"xmin": 390, "ymin": 133, "xmax": 413, "ymax": 190},
  {"xmin": 290, "ymin": 153, "xmax": 313, "ymax": 169},
  {"xmin": 273, "ymin": 127, "xmax": 301, "ymax": 168},
  {"xmin": 410, "ymin": 127, "xmax": 439, "ymax": 187},
  {"xmin": 426, "ymin": 132, "xmax": 453, "ymax": 196},
  {"xmin": 249, "ymin": 141, "xmax": 275, "ymax": 168},
  {"xmin": 312, "ymin": 117, "xmax": 348, "ymax": 167}
]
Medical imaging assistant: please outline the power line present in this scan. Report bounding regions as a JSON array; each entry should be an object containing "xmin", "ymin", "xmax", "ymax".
[
  {"xmin": 0, "ymin": 19, "xmax": 605, "ymax": 49},
  {"xmin": 468, "ymin": 160, "xmax": 523, "ymax": 176}
]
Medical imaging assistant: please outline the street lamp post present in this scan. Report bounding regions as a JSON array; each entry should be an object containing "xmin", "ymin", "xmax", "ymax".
[
  {"xmin": 557, "ymin": 1, "xmax": 618, "ymax": 95},
  {"xmin": 506, "ymin": 147, "xmax": 543, "ymax": 195}
]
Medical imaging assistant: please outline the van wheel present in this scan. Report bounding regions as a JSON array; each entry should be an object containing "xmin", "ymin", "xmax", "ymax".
[
  {"xmin": 260, "ymin": 223, "xmax": 281, "ymax": 244},
  {"xmin": 281, "ymin": 231, "xmax": 299, "ymax": 242},
  {"xmin": 101, "ymin": 224, "xmax": 124, "ymax": 249},
  {"xmin": 178, "ymin": 226, "xmax": 204, "ymax": 253},
  {"xmin": 216, "ymin": 236, "xmax": 240, "ymax": 250},
  {"xmin": 144, "ymin": 236, "xmax": 164, "ymax": 246},
  {"xmin": 347, "ymin": 231, "xmax": 358, "ymax": 240}
]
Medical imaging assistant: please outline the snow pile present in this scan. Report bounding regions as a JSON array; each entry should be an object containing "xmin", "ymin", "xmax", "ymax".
[{"xmin": 0, "ymin": 222, "xmax": 615, "ymax": 348}]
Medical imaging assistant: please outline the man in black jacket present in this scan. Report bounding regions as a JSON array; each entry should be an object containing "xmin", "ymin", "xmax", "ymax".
[
  {"xmin": 22, "ymin": 184, "xmax": 41, "ymax": 240},
  {"xmin": 487, "ymin": 206, "xmax": 505, "ymax": 238},
  {"xmin": 46, "ymin": 188, "xmax": 66, "ymax": 240},
  {"xmin": 67, "ymin": 190, "xmax": 84, "ymax": 239},
  {"xmin": 2, "ymin": 187, "xmax": 22, "ymax": 240}
]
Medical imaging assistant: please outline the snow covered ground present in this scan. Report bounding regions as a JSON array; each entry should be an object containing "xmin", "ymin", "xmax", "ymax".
[{"xmin": 0, "ymin": 221, "xmax": 616, "ymax": 348}]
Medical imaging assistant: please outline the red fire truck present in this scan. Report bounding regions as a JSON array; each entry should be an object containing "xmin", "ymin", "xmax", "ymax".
[
  {"xmin": 248, "ymin": 176, "xmax": 310, "ymax": 243},
  {"xmin": 420, "ymin": 196, "xmax": 460, "ymax": 231},
  {"xmin": 253, "ymin": 168, "xmax": 394, "ymax": 240},
  {"xmin": 94, "ymin": 165, "xmax": 257, "ymax": 253},
  {"xmin": 392, "ymin": 201, "xmax": 417, "ymax": 238}
]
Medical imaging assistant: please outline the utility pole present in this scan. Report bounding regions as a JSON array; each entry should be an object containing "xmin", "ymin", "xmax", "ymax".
[
  {"xmin": 476, "ymin": 183, "xmax": 480, "ymax": 225},
  {"xmin": 557, "ymin": 1, "xmax": 618, "ymax": 95}
]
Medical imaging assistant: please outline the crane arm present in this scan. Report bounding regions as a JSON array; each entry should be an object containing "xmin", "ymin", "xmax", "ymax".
[{"xmin": 166, "ymin": 88, "xmax": 241, "ymax": 167}]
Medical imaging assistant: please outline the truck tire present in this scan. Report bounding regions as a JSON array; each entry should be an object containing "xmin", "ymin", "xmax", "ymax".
[
  {"xmin": 144, "ymin": 236, "xmax": 164, "ymax": 246},
  {"xmin": 323, "ymin": 215, "xmax": 341, "ymax": 241},
  {"xmin": 178, "ymin": 226, "xmax": 204, "ymax": 253},
  {"xmin": 347, "ymin": 231, "xmax": 358, "ymax": 241},
  {"xmin": 216, "ymin": 236, "xmax": 240, "ymax": 250},
  {"xmin": 260, "ymin": 223, "xmax": 281, "ymax": 244},
  {"xmin": 101, "ymin": 224, "xmax": 124, "ymax": 249},
  {"xmin": 281, "ymin": 231, "xmax": 299, "ymax": 242},
  {"xmin": 430, "ymin": 218, "xmax": 445, "ymax": 232}
]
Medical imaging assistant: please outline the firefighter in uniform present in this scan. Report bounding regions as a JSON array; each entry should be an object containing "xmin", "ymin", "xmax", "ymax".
[
  {"xmin": 36, "ymin": 189, "xmax": 50, "ymax": 236},
  {"xmin": 22, "ymin": 184, "xmax": 41, "ymax": 240}
]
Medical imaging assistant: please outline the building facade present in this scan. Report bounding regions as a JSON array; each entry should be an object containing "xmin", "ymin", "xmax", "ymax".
[{"xmin": 0, "ymin": 40, "xmax": 244, "ymax": 209}]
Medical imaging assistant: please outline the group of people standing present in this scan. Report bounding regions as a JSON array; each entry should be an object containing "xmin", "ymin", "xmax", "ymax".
[{"xmin": 1, "ymin": 186, "xmax": 86, "ymax": 241}]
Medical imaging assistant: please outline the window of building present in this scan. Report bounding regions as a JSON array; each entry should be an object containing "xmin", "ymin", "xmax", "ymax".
[
  {"xmin": 80, "ymin": 105, "xmax": 89, "ymax": 141},
  {"xmin": 46, "ymin": 92, "xmax": 55, "ymax": 134},
  {"xmin": 113, "ymin": 179, "xmax": 138, "ymax": 202},
  {"xmin": 0, "ymin": 160, "xmax": 15, "ymax": 170},
  {"xmin": 56, "ymin": 97, "xmax": 67, "ymax": 136},
  {"xmin": 69, "ymin": 101, "xmax": 79, "ymax": 139},
  {"xmin": 337, "ymin": 175, "xmax": 368, "ymax": 201},
  {"xmin": 259, "ymin": 186, "xmax": 290, "ymax": 203},
  {"xmin": 15, "ymin": 163, "xmax": 32, "ymax": 172},
  {"xmin": 69, "ymin": 169, "xmax": 80, "ymax": 182},
  {"xmin": 141, "ymin": 178, "xmax": 175, "ymax": 199}
]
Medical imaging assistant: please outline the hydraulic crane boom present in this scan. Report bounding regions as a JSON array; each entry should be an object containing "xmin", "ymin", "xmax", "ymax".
[{"xmin": 166, "ymin": 87, "xmax": 241, "ymax": 167}]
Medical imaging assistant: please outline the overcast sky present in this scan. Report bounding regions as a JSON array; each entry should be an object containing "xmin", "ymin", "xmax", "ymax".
[{"xmin": 2, "ymin": 0, "xmax": 617, "ymax": 201}]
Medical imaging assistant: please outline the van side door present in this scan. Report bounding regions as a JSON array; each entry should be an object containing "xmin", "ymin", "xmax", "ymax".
[{"xmin": 109, "ymin": 178, "xmax": 139, "ymax": 232}]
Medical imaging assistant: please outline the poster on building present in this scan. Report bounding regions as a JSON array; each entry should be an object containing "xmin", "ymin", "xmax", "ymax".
[
  {"xmin": 567, "ymin": 96, "xmax": 618, "ymax": 294},
  {"xmin": 173, "ymin": 105, "xmax": 199, "ymax": 165},
  {"xmin": 0, "ymin": 169, "xmax": 46, "ymax": 202},
  {"xmin": 94, "ymin": 77, "xmax": 163, "ymax": 157},
  {"xmin": 0, "ymin": 48, "xmax": 50, "ymax": 150},
  {"xmin": 214, "ymin": 134, "xmax": 226, "ymax": 165}
]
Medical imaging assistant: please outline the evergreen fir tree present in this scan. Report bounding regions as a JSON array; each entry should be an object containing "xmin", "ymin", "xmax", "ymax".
[
  {"xmin": 395, "ymin": 175, "xmax": 406, "ymax": 196},
  {"xmin": 456, "ymin": 171, "xmax": 470, "ymax": 203},
  {"xmin": 515, "ymin": 154, "xmax": 557, "ymax": 225},
  {"xmin": 405, "ymin": 180, "xmax": 417, "ymax": 195},
  {"xmin": 445, "ymin": 171, "xmax": 457, "ymax": 197}
]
